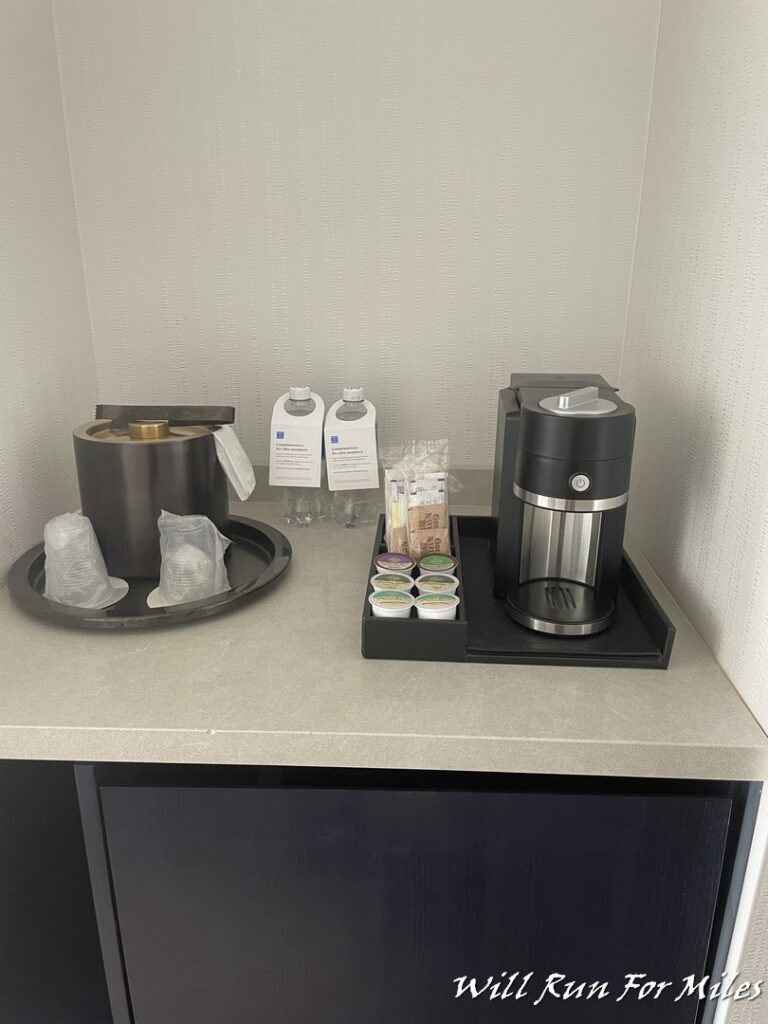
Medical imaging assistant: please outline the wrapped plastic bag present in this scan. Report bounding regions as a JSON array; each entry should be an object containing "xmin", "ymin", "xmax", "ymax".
[
  {"xmin": 213, "ymin": 424, "xmax": 256, "ymax": 501},
  {"xmin": 379, "ymin": 439, "xmax": 459, "ymax": 558},
  {"xmin": 156, "ymin": 511, "xmax": 231, "ymax": 606},
  {"xmin": 43, "ymin": 511, "xmax": 128, "ymax": 609}
]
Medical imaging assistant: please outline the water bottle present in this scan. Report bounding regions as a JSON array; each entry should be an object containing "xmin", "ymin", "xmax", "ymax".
[
  {"xmin": 280, "ymin": 487, "xmax": 325, "ymax": 526},
  {"xmin": 335, "ymin": 386, "xmax": 366, "ymax": 422},
  {"xmin": 279, "ymin": 386, "xmax": 325, "ymax": 526},
  {"xmin": 283, "ymin": 385, "xmax": 316, "ymax": 417},
  {"xmin": 330, "ymin": 387, "xmax": 380, "ymax": 528}
]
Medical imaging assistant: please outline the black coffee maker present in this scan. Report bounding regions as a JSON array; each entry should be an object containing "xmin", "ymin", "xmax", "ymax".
[{"xmin": 491, "ymin": 374, "xmax": 635, "ymax": 636}]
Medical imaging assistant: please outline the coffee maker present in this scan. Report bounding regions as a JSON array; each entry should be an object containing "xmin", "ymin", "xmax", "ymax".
[{"xmin": 491, "ymin": 374, "xmax": 635, "ymax": 636}]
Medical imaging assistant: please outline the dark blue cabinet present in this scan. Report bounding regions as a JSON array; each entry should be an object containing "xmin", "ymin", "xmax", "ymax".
[{"xmin": 80, "ymin": 770, "xmax": 740, "ymax": 1024}]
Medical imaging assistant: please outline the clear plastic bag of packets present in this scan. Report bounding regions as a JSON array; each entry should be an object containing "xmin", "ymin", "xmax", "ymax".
[{"xmin": 380, "ymin": 439, "xmax": 457, "ymax": 558}]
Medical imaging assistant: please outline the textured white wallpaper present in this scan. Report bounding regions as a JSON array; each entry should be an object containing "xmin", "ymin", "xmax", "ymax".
[
  {"xmin": 0, "ymin": 0, "xmax": 96, "ymax": 578},
  {"xmin": 53, "ymin": 0, "xmax": 660, "ymax": 465},
  {"xmin": 621, "ymin": 2, "xmax": 768, "ymax": 996},
  {"xmin": 735, "ymin": 873, "xmax": 768, "ymax": 1024},
  {"xmin": 622, "ymin": 0, "xmax": 768, "ymax": 731},
  {"xmin": 728, "ymin": 839, "xmax": 768, "ymax": 1024}
]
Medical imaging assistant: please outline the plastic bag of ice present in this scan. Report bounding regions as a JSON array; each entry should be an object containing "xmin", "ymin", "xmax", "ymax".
[
  {"xmin": 156, "ymin": 510, "xmax": 231, "ymax": 606},
  {"xmin": 43, "ymin": 512, "xmax": 127, "ymax": 609}
]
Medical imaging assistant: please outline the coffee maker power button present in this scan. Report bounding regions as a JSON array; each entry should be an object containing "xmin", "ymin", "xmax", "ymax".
[{"xmin": 569, "ymin": 473, "xmax": 591, "ymax": 493}]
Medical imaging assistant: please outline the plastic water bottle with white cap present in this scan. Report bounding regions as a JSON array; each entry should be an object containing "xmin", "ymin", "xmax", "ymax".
[
  {"xmin": 335, "ymin": 385, "xmax": 366, "ymax": 422},
  {"xmin": 328, "ymin": 386, "xmax": 380, "ymax": 528},
  {"xmin": 271, "ymin": 385, "xmax": 326, "ymax": 526},
  {"xmin": 284, "ymin": 385, "xmax": 316, "ymax": 417}
]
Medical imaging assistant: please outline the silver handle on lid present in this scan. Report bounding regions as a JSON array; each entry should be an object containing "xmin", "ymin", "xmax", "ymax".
[
  {"xmin": 557, "ymin": 386, "xmax": 599, "ymax": 410},
  {"xmin": 539, "ymin": 387, "xmax": 618, "ymax": 416}
]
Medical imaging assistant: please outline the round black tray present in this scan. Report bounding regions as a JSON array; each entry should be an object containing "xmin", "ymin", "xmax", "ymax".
[{"xmin": 7, "ymin": 515, "xmax": 292, "ymax": 630}]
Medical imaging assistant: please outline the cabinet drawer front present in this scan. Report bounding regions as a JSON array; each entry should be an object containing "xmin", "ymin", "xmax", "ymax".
[{"xmin": 100, "ymin": 786, "xmax": 731, "ymax": 1024}]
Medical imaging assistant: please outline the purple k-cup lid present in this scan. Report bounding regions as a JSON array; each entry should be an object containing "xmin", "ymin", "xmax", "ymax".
[{"xmin": 373, "ymin": 551, "xmax": 416, "ymax": 573}]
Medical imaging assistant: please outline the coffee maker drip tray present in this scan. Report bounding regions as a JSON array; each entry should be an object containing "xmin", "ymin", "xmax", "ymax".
[
  {"xmin": 460, "ymin": 516, "xmax": 673, "ymax": 667},
  {"xmin": 506, "ymin": 580, "xmax": 615, "ymax": 636}
]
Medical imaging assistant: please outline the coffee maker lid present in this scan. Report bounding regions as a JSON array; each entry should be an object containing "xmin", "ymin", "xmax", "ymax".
[
  {"xmin": 517, "ymin": 381, "xmax": 635, "ymax": 464},
  {"xmin": 538, "ymin": 386, "xmax": 617, "ymax": 416}
]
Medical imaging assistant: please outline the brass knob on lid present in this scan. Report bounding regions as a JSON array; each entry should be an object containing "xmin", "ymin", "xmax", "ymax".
[{"xmin": 128, "ymin": 420, "xmax": 170, "ymax": 440}]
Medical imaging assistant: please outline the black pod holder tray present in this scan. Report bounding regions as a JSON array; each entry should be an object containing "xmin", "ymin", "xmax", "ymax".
[
  {"xmin": 8, "ymin": 515, "xmax": 292, "ymax": 630},
  {"xmin": 362, "ymin": 515, "xmax": 675, "ymax": 668}
]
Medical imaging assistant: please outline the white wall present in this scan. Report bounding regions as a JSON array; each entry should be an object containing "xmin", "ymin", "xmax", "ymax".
[
  {"xmin": 621, "ymin": 2, "xmax": 768, "ymax": 996},
  {"xmin": 53, "ymin": 0, "xmax": 660, "ymax": 465},
  {"xmin": 0, "ymin": 0, "xmax": 96, "ymax": 577},
  {"xmin": 621, "ymin": 0, "xmax": 768, "ymax": 731}
]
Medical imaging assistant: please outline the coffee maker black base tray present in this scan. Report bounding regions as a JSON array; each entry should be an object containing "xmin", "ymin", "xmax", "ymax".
[
  {"xmin": 8, "ymin": 515, "xmax": 292, "ymax": 630},
  {"xmin": 361, "ymin": 515, "xmax": 675, "ymax": 668}
]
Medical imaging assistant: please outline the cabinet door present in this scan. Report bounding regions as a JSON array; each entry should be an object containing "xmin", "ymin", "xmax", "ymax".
[
  {"xmin": 100, "ymin": 786, "xmax": 730, "ymax": 1024},
  {"xmin": 0, "ymin": 762, "xmax": 110, "ymax": 1024}
]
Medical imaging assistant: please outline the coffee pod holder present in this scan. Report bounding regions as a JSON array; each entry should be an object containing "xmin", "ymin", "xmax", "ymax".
[{"xmin": 361, "ymin": 515, "xmax": 675, "ymax": 668}]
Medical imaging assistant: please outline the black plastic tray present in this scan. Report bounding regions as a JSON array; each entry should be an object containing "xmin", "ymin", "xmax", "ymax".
[
  {"xmin": 362, "ymin": 515, "xmax": 675, "ymax": 668},
  {"xmin": 8, "ymin": 515, "xmax": 292, "ymax": 630}
]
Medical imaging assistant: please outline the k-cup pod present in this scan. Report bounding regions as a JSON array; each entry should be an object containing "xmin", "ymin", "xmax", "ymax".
[
  {"xmin": 415, "ymin": 593, "xmax": 460, "ymax": 620},
  {"xmin": 370, "ymin": 572, "xmax": 414, "ymax": 593},
  {"xmin": 415, "ymin": 573, "xmax": 459, "ymax": 595},
  {"xmin": 374, "ymin": 551, "xmax": 416, "ymax": 574},
  {"xmin": 368, "ymin": 590, "xmax": 414, "ymax": 618},
  {"xmin": 417, "ymin": 553, "xmax": 457, "ymax": 576}
]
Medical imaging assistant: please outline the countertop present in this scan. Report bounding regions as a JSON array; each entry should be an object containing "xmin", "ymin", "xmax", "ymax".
[{"xmin": 1, "ymin": 502, "xmax": 766, "ymax": 780}]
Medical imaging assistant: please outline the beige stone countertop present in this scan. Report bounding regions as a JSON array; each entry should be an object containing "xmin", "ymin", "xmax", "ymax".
[{"xmin": 0, "ymin": 502, "xmax": 766, "ymax": 780}]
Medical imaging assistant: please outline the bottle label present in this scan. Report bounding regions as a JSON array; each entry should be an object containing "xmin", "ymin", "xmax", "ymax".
[
  {"xmin": 269, "ymin": 392, "xmax": 325, "ymax": 488},
  {"xmin": 324, "ymin": 399, "xmax": 379, "ymax": 491}
]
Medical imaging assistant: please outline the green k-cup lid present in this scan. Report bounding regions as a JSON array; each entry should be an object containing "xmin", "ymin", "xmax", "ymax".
[
  {"xmin": 419, "ymin": 554, "xmax": 457, "ymax": 570},
  {"xmin": 370, "ymin": 590, "xmax": 412, "ymax": 607},
  {"xmin": 416, "ymin": 593, "xmax": 459, "ymax": 607}
]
